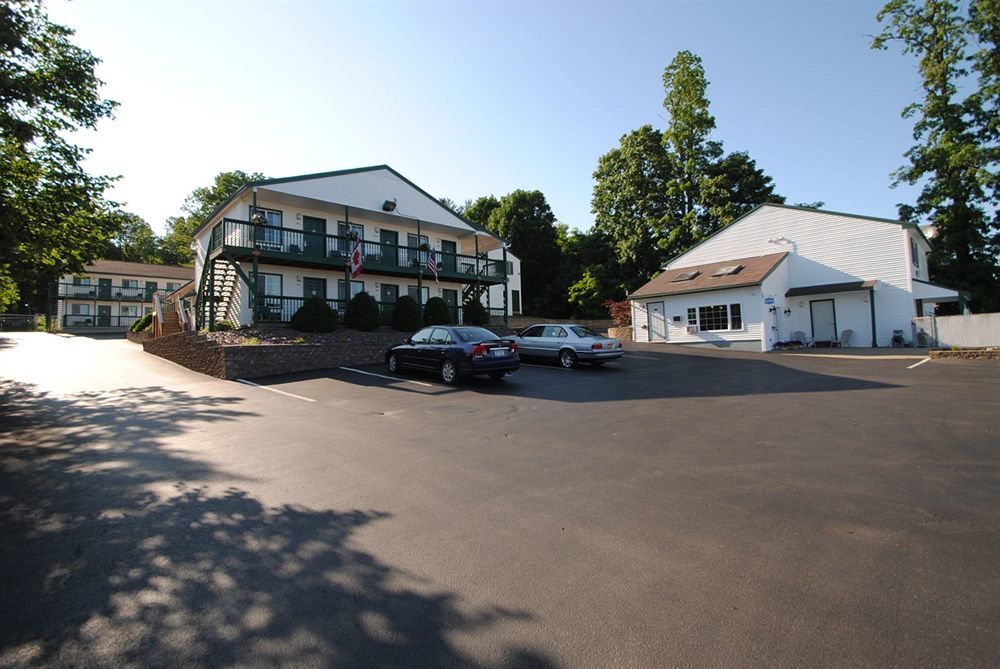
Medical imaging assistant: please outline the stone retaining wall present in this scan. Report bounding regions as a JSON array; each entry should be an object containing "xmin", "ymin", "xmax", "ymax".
[
  {"xmin": 144, "ymin": 332, "xmax": 226, "ymax": 377},
  {"xmin": 126, "ymin": 330, "xmax": 151, "ymax": 344},
  {"xmin": 929, "ymin": 348, "xmax": 1000, "ymax": 360},
  {"xmin": 143, "ymin": 330, "xmax": 407, "ymax": 379}
]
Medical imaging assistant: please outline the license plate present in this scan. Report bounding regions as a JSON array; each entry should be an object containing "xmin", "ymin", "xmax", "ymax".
[{"xmin": 491, "ymin": 348, "xmax": 509, "ymax": 357}]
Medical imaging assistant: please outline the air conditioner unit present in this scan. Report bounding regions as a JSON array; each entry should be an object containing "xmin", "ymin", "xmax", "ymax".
[{"xmin": 686, "ymin": 325, "xmax": 698, "ymax": 334}]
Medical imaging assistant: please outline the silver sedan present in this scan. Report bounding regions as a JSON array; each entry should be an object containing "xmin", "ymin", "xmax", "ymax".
[{"xmin": 512, "ymin": 323, "xmax": 624, "ymax": 368}]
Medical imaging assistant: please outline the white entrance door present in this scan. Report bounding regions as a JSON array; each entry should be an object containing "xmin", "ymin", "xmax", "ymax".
[
  {"xmin": 810, "ymin": 299, "xmax": 836, "ymax": 343},
  {"xmin": 647, "ymin": 302, "xmax": 666, "ymax": 341}
]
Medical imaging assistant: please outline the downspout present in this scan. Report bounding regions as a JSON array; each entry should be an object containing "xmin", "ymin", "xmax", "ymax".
[
  {"xmin": 502, "ymin": 245, "xmax": 509, "ymax": 327},
  {"xmin": 416, "ymin": 218, "xmax": 423, "ymax": 316},
  {"xmin": 343, "ymin": 205, "xmax": 351, "ymax": 310},
  {"xmin": 869, "ymin": 287, "xmax": 877, "ymax": 347}
]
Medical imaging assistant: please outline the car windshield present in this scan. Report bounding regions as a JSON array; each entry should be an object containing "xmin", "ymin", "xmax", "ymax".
[
  {"xmin": 453, "ymin": 327, "xmax": 500, "ymax": 343},
  {"xmin": 571, "ymin": 326, "xmax": 603, "ymax": 338}
]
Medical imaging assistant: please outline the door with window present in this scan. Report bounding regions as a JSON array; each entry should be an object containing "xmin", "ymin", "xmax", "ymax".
[
  {"xmin": 380, "ymin": 230, "xmax": 399, "ymax": 267},
  {"xmin": 440, "ymin": 240, "xmax": 457, "ymax": 273},
  {"xmin": 441, "ymin": 289, "xmax": 458, "ymax": 323},
  {"xmin": 303, "ymin": 216, "xmax": 326, "ymax": 258},
  {"xmin": 145, "ymin": 281, "xmax": 158, "ymax": 301},
  {"xmin": 98, "ymin": 278, "xmax": 112, "ymax": 299},
  {"xmin": 647, "ymin": 302, "xmax": 666, "ymax": 341},
  {"xmin": 97, "ymin": 305, "xmax": 112, "ymax": 327},
  {"xmin": 810, "ymin": 299, "xmax": 837, "ymax": 344},
  {"xmin": 303, "ymin": 277, "xmax": 326, "ymax": 305},
  {"xmin": 511, "ymin": 290, "xmax": 521, "ymax": 314},
  {"xmin": 380, "ymin": 284, "xmax": 399, "ymax": 324}
]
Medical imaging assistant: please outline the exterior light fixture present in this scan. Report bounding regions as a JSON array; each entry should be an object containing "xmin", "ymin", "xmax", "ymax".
[
  {"xmin": 783, "ymin": 307, "xmax": 792, "ymax": 316},
  {"xmin": 382, "ymin": 199, "xmax": 397, "ymax": 212}
]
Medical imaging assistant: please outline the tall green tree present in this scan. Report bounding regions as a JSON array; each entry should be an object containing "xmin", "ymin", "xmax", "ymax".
[
  {"xmin": 159, "ymin": 170, "xmax": 266, "ymax": 266},
  {"xmin": 484, "ymin": 190, "xmax": 563, "ymax": 316},
  {"xmin": 462, "ymin": 195, "xmax": 501, "ymax": 229},
  {"xmin": 591, "ymin": 125, "xmax": 672, "ymax": 287},
  {"xmin": 103, "ymin": 212, "xmax": 159, "ymax": 263},
  {"xmin": 873, "ymin": 0, "xmax": 999, "ymax": 312},
  {"xmin": 0, "ymin": 0, "xmax": 119, "ymax": 310},
  {"xmin": 592, "ymin": 51, "xmax": 782, "ymax": 289}
]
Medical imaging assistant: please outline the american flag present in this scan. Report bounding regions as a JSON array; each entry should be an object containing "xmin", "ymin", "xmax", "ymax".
[
  {"xmin": 427, "ymin": 248, "xmax": 439, "ymax": 283},
  {"xmin": 350, "ymin": 238, "xmax": 363, "ymax": 278}
]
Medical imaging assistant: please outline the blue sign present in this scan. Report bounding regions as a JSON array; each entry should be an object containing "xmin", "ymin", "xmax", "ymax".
[{"xmin": 764, "ymin": 297, "xmax": 775, "ymax": 305}]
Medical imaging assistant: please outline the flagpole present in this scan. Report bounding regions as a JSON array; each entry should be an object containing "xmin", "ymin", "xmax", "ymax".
[{"xmin": 416, "ymin": 218, "xmax": 423, "ymax": 317}]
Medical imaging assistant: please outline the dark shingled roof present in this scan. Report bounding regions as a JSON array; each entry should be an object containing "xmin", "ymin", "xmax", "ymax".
[
  {"xmin": 84, "ymin": 260, "xmax": 193, "ymax": 281},
  {"xmin": 629, "ymin": 252, "xmax": 788, "ymax": 299}
]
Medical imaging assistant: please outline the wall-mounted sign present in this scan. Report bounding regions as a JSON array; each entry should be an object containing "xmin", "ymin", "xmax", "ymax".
[{"xmin": 764, "ymin": 297, "xmax": 775, "ymax": 305}]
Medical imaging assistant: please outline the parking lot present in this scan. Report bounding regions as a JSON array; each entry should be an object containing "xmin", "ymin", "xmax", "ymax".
[{"xmin": 1, "ymin": 333, "xmax": 999, "ymax": 667}]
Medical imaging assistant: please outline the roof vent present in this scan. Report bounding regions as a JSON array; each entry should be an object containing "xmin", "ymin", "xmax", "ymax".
[
  {"xmin": 671, "ymin": 270, "xmax": 700, "ymax": 282},
  {"xmin": 711, "ymin": 265, "xmax": 743, "ymax": 277}
]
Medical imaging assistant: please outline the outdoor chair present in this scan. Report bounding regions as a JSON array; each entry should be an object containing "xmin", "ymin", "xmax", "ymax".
[
  {"xmin": 792, "ymin": 330, "xmax": 814, "ymax": 348},
  {"xmin": 831, "ymin": 329, "xmax": 853, "ymax": 347}
]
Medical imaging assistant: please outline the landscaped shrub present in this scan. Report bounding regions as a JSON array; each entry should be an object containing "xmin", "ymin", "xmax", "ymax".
[
  {"xmin": 130, "ymin": 313, "xmax": 153, "ymax": 333},
  {"xmin": 462, "ymin": 299, "xmax": 489, "ymax": 326},
  {"xmin": 392, "ymin": 295, "xmax": 421, "ymax": 331},
  {"xmin": 213, "ymin": 320, "xmax": 234, "ymax": 331},
  {"xmin": 423, "ymin": 296, "xmax": 451, "ymax": 325},
  {"xmin": 603, "ymin": 298, "xmax": 632, "ymax": 327},
  {"xmin": 290, "ymin": 295, "xmax": 338, "ymax": 333},
  {"xmin": 344, "ymin": 291, "xmax": 381, "ymax": 332}
]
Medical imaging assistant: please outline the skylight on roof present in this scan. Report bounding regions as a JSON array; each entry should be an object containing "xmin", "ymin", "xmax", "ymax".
[
  {"xmin": 671, "ymin": 270, "xmax": 700, "ymax": 282},
  {"xmin": 711, "ymin": 265, "xmax": 743, "ymax": 277}
]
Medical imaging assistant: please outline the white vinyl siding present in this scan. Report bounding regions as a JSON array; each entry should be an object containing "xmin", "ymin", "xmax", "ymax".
[{"xmin": 669, "ymin": 207, "xmax": 915, "ymax": 348}]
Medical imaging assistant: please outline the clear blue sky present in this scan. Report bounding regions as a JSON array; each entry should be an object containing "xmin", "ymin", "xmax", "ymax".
[{"xmin": 49, "ymin": 0, "xmax": 922, "ymax": 236}]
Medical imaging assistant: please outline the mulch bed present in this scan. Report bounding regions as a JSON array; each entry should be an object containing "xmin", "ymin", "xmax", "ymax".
[{"xmin": 205, "ymin": 326, "xmax": 408, "ymax": 346}]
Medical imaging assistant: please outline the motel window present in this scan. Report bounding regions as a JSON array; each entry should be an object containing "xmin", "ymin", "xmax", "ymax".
[
  {"xmin": 121, "ymin": 305, "xmax": 138, "ymax": 318},
  {"xmin": 690, "ymin": 304, "xmax": 743, "ymax": 331},
  {"xmin": 71, "ymin": 304, "xmax": 90, "ymax": 315},
  {"xmin": 910, "ymin": 237, "xmax": 920, "ymax": 268},
  {"xmin": 338, "ymin": 280, "xmax": 364, "ymax": 301},
  {"xmin": 253, "ymin": 208, "xmax": 283, "ymax": 248},
  {"xmin": 408, "ymin": 285, "xmax": 430, "ymax": 304},
  {"xmin": 122, "ymin": 279, "xmax": 138, "ymax": 289},
  {"xmin": 252, "ymin": 273, "xmax": 282, "ymax": 300}
]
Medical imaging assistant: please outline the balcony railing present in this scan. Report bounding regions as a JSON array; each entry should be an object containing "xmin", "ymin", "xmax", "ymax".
[
  {"xmin": 211, "ymin": 218, "xmax": 507, "ymax": 283},
  {"xmin": 57, "ymin": 283, "xmax": 170, "ymax": 301},
  {"xmin": 254, "ymin": 295, "xmax": 507, "ymax": 329},
  {"xmin": 62, "ymin": 314, "xmax": 139, "ymax": 328}
]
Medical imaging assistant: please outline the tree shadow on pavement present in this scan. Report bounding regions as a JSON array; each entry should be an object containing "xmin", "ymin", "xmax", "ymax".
[{"xmin": 0, "ymin": 380, "xmax": 554, "ymax": 668}]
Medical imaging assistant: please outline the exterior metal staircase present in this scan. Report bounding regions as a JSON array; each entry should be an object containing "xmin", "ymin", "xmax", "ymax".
[{"xmin": 195, "ymin": 256, "xmax": 240, "ymax": 330}]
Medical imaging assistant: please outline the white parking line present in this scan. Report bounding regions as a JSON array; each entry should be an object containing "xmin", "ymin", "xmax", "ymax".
[
  {"xmin": 907, "ymin": 357, "xmax": 932, "ymax": 369},
  {"xmin": 625, "ymin": 355, "xmax": 661, "ymax": 360},
  {"xmin": 521, "ymin": 363, "xmax": 571, "ymax": 370},
  {"xmin": 236, "ymin": 378, "xmax": 316, "ymax": 402},
  {"xmin": 339, "ymin": 367, "xmax": 435, "ymax": 387}
]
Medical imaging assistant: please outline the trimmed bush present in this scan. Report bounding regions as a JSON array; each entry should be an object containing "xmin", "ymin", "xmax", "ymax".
[
  {"xmin": 423, "ymin": 296, "xmax": 451, "ymax": 325},
  {"xmin": 213, "ymin": 320, "xmax": 234, "ymax": 331},
  {"xmin": 130, "ymin": 313, "xmax": 153, "ymax": 333},
  {"xmin": 392, "ymin": 295, "xmax": 421, "ymax": 331},
  {"xmin": 290, "ymin": 296, "xmax": 338, "ymax": 333},
  {"xmin": 462, "ymin": 299, "xmax": 489, "ymax": 326},
  {"xmin": 344, "ymin": 291, "xmax": 381, "ymax": 331}
]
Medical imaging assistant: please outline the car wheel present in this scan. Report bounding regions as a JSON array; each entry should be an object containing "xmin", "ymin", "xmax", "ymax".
[
  {"xmin": 441, "ymin": 359, "xmax": 458, "ymax": 385},
  {"xmin": 489, "ymin": 371, "xmax": 506, "ymax": 381},
  {"xmin": 387, "ymin": 353, "xmax": 400, "ymax": 373},
  {"xmin": 559, "ymin": 349, "xmax": 578, "ymax": 369}
]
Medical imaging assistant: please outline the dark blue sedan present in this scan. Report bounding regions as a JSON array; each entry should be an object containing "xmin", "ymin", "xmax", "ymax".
[{"xmin": 386, "ymin": 325, "xmax": 520, "ymax": 384}]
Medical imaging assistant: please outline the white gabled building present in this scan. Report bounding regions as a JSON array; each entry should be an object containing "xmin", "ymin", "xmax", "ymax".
[
  {"xmin": 629, "ymin": 204, "xmax": 964, "ymax": 351},
  {"xmin": 54, "ymin": 260, "xmax": 193, "ymax": 332},
  {"xmin": 190, "ymin": 166, "xmax": 521, "ymax": 330}
]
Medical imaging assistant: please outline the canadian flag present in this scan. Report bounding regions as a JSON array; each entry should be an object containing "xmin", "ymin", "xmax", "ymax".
[{"xmin": 350, "ymin": 238, "xmax": 363, "ymax": 278}]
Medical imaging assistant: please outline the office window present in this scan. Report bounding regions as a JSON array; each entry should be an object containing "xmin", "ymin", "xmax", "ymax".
[{"xmin": 690, "ymin": 304, "xmax": 743, "ymax": 331}]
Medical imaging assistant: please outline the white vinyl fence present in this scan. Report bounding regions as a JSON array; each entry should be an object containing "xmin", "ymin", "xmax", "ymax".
[{"xmin": 912, "ymin": 313, "xmax": 1000, "ymax": 348}]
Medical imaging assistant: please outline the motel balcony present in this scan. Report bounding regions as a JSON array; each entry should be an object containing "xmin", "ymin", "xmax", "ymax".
[{"xmin": 208, "ymin": 218, "xmax": 508, "ymax": 285}]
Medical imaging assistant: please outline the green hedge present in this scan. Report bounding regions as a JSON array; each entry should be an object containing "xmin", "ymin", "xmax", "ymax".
[
  {"xmin": 462, "ymin": 299, "xmax": 489, "ymax": 326},
  {"xmin": 130, "ymin": 313, "xmax": 153, "ymax": 333},
  {"xmin": 344, "ymin": 291, "xmax": 381, "ymax": 331},
  {"xmin": 423, "ymin": 296, "xmax": 451, "ymax": 325},
  {"xmin": 290, "ymin": 296, "xmax": 338, "ymax": 333},
  {"xmin": 392, "ymin": 295, "xmax": 421, "ymax": 331}
]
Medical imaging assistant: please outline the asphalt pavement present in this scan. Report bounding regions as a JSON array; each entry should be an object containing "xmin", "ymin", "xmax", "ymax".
[{"xmin": 1, "ymin": 332, "xmax": 998, "ymax": 668}]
